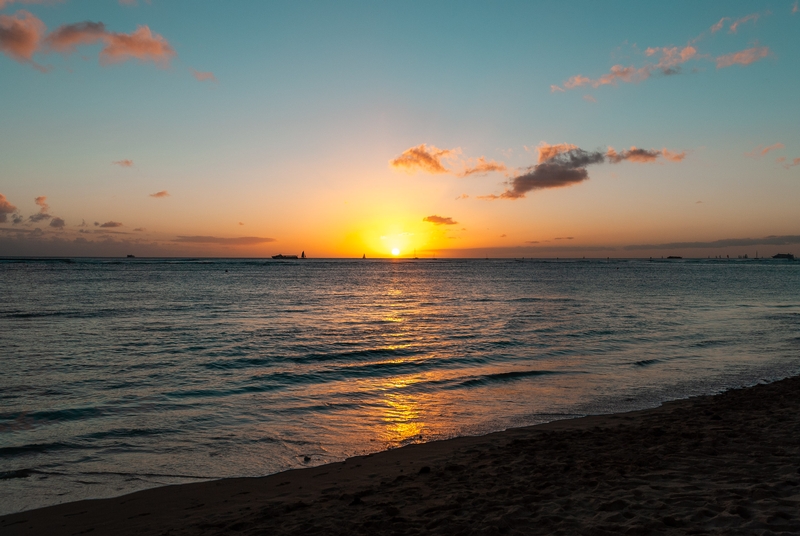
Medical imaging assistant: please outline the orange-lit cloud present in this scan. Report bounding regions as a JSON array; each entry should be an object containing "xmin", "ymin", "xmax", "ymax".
[
  {"xmin": 0, "ymin": 10, "xmax": 46, "ymax": 69},
  {"xmin": 536, "ymin": 142, "xmax": 578, "ymax": 163},
  {"xmin": 99, "ymin": 221, "xmax": 122, "ymax": 228},
  {"xmin": 745, "ymin": 143, "xmax": 784, "ymax": 157},
  {"xmin": 49, "ymin": 216, "xmax": 65, "ymax": 229},
  {"xmin": 583, "ymin": 94, "xmax": 596, "ymax": 103},
  {"xmin": 149, "ymin": 190, "xmax": 169, "ymax": 198},
  {"xmin": 190, "ymin": 68, "xmax": 216, "ymax": 82},
  {"xmin": 645, "ymin": 45, "xmax": 697, "ymax": 74},
  {"xmin": 716, "ymin": 46, "xmax": 770, "ymax": 68},
  {"xmin": 45, "ymin": 21, "xmax": 175, "ymax": 66},
  {"xmin": 455, "ymin": 193, "xmax": 469, "ymax": 200},
  {"xmin": 0, "ymin": 193, "xmax": 17, "ymax": 222},
  {"xmin": 112, "ymin": 159, "xmax": 134, "ymax": 167},
  {"xmin": 729, "ymin": 13, "xmax": 759, "ymax": 33},
  {"xmin": 173, "ymin": 235, "xmax": 276, "ymax": 245},
  {"xmin": 423, "ymin": 215, "xmax": 458, "ymax": 226},
  {"xmin": 389, "ymin": 144, "xmax": 453, "ymax": 174},
  {"xmin": 563, "ymin": 64, "xmax": 651, "ymax": 90},
  {"xmin": 461, "ymin": 157, "xmax": 506, "ymax": 176},
  {"xmin": 794, "ymin": 1, "xmax": 799, "ymax": 14}
]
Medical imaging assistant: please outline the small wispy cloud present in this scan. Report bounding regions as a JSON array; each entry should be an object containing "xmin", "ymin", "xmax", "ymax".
[
  {"xmin": 99, "ymin": 221, "xmax": 122, "ymax": 228},
  {"xmin": 423, "ymin": 215, "xmax": 458, "ymax": 226},
  {"xmin": 746, "ymin": 143, "xmax": 784, "ymax": 158},
  {"xmin": 49, "ymin": 216, "xmax": 65, "ymax": 229},
  {"xmin": 190, "ymin": 68, "xmax": 216, "ymax": 82},
  {"xmin": 461, "ymin": 157, "xmax": 506, "ymax": 176},
  {"xmin": 113, "ymin": 159, "xmax": 134, "ymax": 167},
  {"xmin": 728, "ymin": 13, "xmax": 760, "ymax": 33},
  {"xmin": 716, "ymin": 46, "xmax": 770, "ymax": 68},
  {"xmin": 149, "ymin": 190, "xmax": 169, "ymax": 198}
]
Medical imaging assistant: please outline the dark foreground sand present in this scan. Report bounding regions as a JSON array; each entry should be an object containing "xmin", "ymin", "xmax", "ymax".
[{"xmin": 3, "ymin": 376, "xmax": 800, "ymax": 536}]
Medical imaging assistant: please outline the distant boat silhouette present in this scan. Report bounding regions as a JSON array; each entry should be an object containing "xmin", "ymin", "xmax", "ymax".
[
  {"xmin": 272, "ymin": 254, "xmax": 298, "ymax": 259},
  {"xmin": 667, "ymin": 256, "xmax": 682, "ymax": 259},
  {"xmin": 126, "ymin": 254, "xmax": 135, "ymax": 258},
  {"xmin": 362, "ymin": 254, "xmax": 365, "ymax": 259},
  {"xmin": 773, "ymin": 253, "xmax": 795, "ymax": 260},
  {"xmin": 301, "ymin": 251, "xmax": 306, "ymax": 259}
]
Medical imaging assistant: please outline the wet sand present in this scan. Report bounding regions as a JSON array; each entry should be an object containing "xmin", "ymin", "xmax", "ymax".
[{"xmin": 3, "ymin": 375, "xmax": 800, "ymax": 535}]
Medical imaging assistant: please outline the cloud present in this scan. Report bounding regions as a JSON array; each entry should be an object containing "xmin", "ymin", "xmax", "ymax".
[
  {"xmin": 133, "ymin": 227, "xmax": 145, "ymax": 232},
  {"xmin": 711, "ymin": 17, "xmax": 729, "ymax": 33},
  {"xmin": 485, "ymin": 144, "xmax": 685, "ymax": 200},
  {"xmin": 190, "ymin": 68, "xmax": 216, "ymax": 82},
  {"xmin": 99, "ymin": 221, "xmax": 122, "ymax": 228},
  {"xmin": 461, "ymin": 157, "xmax": 506, "ymax": 176},
  {"xmin": 45, "ymin": 22, "xmax": 175, "ymax": 66},
  {"xmin": 535, "ymin": 142, "xmax": 578, "ymax": 163},
  {"xmin": 423, "ymin": 215, "xmax": 458, "ymax": 226},
  {"xmin": 389, "ymin": 144, "xmax": 454, "ymax": 174},
  {"xmin": 455, "ymin": 194, "xmax": 469, "ymax": 200},
  {"xmin": 606, "ymin": 147, "xmax": 660, "ymax": 163},
  {"xmin": 149, "ymin": 190, "xmax": 169, "ymax": 198},
  {"xmin": 550, "ymin": 84, "xmax": 565, "ymax": 93},
  {"xmin": 28, "ymin": 195, "xmax": 52, "ymax": 222},
  {"xmin": 0, "ymin": 10, "xmax": 46, "ymax": 70},
  {"xmin": 626, "ymin": 235, "xmax": 800, "ymax": 250},
  {"xmin": 783, "ymin": 157, "xmax": 800, "ymax": 169},
  {"xmin": 555, "ymin": 237, "xmax": 574, "ymax": 240},
  {"xmin": 49, "ymin": 216, "xmax": 65, "ymax": 229},
  {"xmin": 607, "ymin": 146, "xmax": 686, "ymax": 163},
  {"xmin": 494, "ymin": 149, "xmax": 605, "ymax": 200},
  {"xmin": 583, "ymin": 94, "xmax": 597, "ymax": 103},
  {"xmin": 0, "ymin": 193, "xmax": 18, "ymax": 223},
  {"xmin": 173, "ymin": 235, "xmax": 276, "ymax": 245},
  {"xmin": 716, "ymin": 46, "xmax": 770, "ymax": 68},
  {"xmin": 794, "ymin": 1, "xmax": 799, "ymax": 14},
  {"xmin": 563, "ymin": 64, "xmax": 651, "ymax": 90},
  {"xmin": 112, "ymin": 159, "xmax": 134, "ymax": 167},
  {"xmin": 745, "ymin": 143, "xmax": 784, "ymax": 158},
  {"xmin": 729, "ymin": 13, "xmax": 759, "ymax": 33}
]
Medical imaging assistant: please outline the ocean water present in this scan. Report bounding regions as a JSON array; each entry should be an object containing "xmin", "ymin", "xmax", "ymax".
[{"xmin": 1, "ymin": 257, "xmax": 798, "ymax": 514}]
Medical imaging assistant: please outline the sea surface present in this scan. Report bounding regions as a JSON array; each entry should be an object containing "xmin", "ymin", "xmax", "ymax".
[{"xmin": 1, "ymin": 257, "xmax": 799, "ymax": 514}]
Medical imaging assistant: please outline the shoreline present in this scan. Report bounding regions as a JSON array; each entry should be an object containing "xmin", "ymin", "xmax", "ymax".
[{"xmin": 3, "ymin": 375, "xmax": 800, "ymax": 535}]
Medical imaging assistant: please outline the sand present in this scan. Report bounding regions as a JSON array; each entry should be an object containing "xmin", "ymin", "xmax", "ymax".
[{"xmin": 3, "ymin": 376, "xmax": 800, "ymax": 535}]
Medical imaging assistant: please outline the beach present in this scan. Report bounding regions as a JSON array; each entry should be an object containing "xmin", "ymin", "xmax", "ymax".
[{"xmin": 3, "ymin": 375, "xmax": 799, "ymax": 535}]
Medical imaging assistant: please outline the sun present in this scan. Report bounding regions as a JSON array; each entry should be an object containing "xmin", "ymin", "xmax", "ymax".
[{"xmin": 391, "ymin": 248, "xmax": 400, "ymax": 256}]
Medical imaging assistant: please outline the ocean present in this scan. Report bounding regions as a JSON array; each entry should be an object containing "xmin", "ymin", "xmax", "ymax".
[{"xmin": 1, "ymin": 257, "xmax": 798, "ymax": 514}]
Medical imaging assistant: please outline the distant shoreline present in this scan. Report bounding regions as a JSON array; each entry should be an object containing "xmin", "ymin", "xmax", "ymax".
[{"xmin": 4, "ymin": 375, "xmax": 800, "ymax": 535}]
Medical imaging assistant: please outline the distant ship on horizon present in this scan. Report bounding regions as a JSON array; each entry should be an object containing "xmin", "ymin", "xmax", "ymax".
[
  {"xmin": 773, "ymin": 253, "xmax": 795, "ymax": 260},
  {"xmin": 272, "ymin": 251, "xmax": 306, "ymax": 260}
]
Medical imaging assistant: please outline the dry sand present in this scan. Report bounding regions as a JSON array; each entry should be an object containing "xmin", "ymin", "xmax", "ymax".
[{"xmin": 3, "ymin": 376, "xmax": 800, "ymax": 535}]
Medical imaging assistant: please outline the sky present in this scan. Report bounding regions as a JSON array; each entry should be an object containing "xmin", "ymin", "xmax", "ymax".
[{"xmin": 1, "ymin": 0, "xmax": 799, "ymax": 258}]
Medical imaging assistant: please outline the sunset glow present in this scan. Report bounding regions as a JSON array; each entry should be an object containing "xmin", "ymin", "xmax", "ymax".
[{"xmin": 0, "ymin": 1, "xmax": 798, "ymax": 259}]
